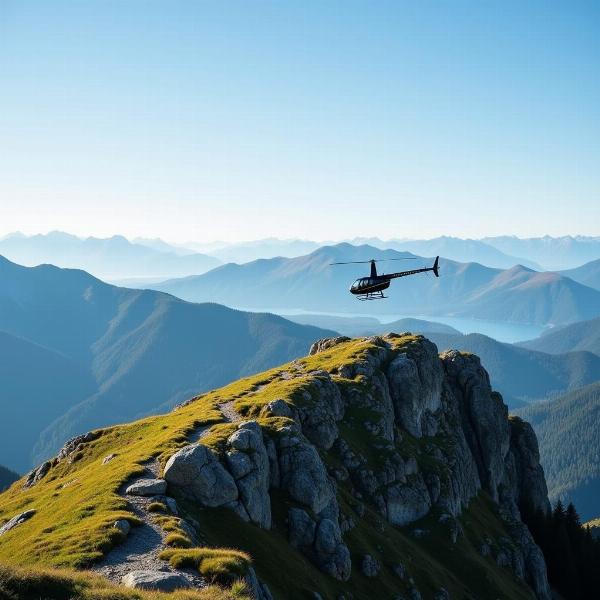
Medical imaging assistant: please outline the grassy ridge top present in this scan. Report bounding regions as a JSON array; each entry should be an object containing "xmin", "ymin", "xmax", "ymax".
[{"xmin": 0, "ymin": 336, "xmax": 388, "ymax": 568}]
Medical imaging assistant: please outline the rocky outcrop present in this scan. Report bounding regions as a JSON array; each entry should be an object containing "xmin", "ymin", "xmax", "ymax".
[
  {"xmin": 309, "ymin": 336, "xmax": 350, "ymax": 355},
  {"xmin": 387, "ymin": 339, "xmax": 443, "ymax": 437},
  {"xmin": 0, "ymin": 509, "xmax": 36, "ymax": 536},
  {"xmin": 161, "ymin": 334, "xmax": 552, "ymax": 598},
  {"xmin": 164, "ymin": 444, "xmax": 238, "ymax": 507},
  {"xmin": 225, "ymin": 421, "xmax": 271, "ymax": 528}
]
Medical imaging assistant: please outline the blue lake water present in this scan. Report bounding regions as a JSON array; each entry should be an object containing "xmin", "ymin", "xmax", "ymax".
[{"xmin": 241, "ymin": 306, "xmax": 548, "ymax": 343}]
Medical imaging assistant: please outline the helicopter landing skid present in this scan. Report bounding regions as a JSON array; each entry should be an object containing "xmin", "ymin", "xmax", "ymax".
[{"xmin": 356, "ymin": 291, "xmax": 387, "ymax": 300}]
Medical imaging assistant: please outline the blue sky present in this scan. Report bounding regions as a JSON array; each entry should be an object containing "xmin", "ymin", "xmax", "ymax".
[{"xmin": 0, "ymin": 1, "xmax": 598, "ymax": 242}]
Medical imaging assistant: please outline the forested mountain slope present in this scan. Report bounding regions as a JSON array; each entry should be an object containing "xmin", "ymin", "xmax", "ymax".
[
  {"xmin": 515, "ymin": 381, "xmax": 600, "ymax": 522},
  {"xmin": 521, "ymin": 316, "xmax": 600, "ymax": 357}
]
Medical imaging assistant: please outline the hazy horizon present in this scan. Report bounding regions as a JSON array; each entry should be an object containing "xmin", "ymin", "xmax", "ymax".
[{"xmin": 2, "ymin": 229, "xmax": 600, "ymax": 248}]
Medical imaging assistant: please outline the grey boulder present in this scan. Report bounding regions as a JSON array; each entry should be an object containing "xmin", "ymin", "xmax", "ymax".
[
  {"xmin": 121, "ymin": 570, "xmax": 189, "ymax": 591},
  {"xmin": 164, "ymin": 443, "xmax": 238, "ymax": 507},
  {"xmin": 125, "ymin": 478, "xmax": 167, "ymax": 496}
]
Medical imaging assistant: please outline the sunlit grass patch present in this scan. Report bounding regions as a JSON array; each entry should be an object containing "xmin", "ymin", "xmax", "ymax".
[{"xmin": 160, "ymin": 547, "xmax": 251, "ymax": 584}]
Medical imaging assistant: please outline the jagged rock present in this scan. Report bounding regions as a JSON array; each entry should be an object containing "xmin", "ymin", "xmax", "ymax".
[
  {"xmin": 442, "ymin": 351, "xmax": 509, "ymax": 502},
  {"xmin": 226, "ymin": 421, "xmax": 271, "ymax": 528},
  {"xmin": 313, "ymin": 518, "xmax": 351, "ymax": 581},
  {"xmin": 23, "ymin": 462, "xmax": 51, "ymax": 488},
  {"xmin": 295, "ymin": 374, "xmax": 344, "ymax": 450},
  {"xmin": 387, "ymin": 339, "xmax": 443, "ymax": 437},
  {"xmin": 288, "ymin": 507, "xmax": 316, "ymax": 548},
  {"xmin": 245, "ymin": 567, "xmax": 274, "ymax": 600},
  {"xmin": 438, "ymin": 513, "xmax": 462, "ymax": 543},
  {"xmin": 164, "ymin": 496, "xmax": 179, "ymax": 514},
  {"xmin": 309, "ymin": 336, "xmax": 351, "ymax": 355},
  {"xmin": 385, "ymin": 476, "xmax": 432, "ymax": 526},
  {"xmin": 121, "ymin": 570, "xmax": 189, "ymax": 591},
  {"xmin": 505, "ymin": 518, "xmax": 551, "ymax": 600},
  {"xmin": 0, "ymin": 509, "xmax": 36, "ymax": 535},
  {"xmin": 57, "ymin": 431, "xmax": 99, "ymax": 462},
  {"xmin": 278, "ymin": 428, "xmax": 335, "ymax": 514},
  {"xmin": 164, "ymin": 444, "xmax": 238, "ymax": 507},
  {"xmin": 125, "ymin": 478, "xmax": 167, "ymax": 497},
  {"xmin": 261, "ymin": 399, "xmax": 293, "ymax": 418},
  {"xmin": 361, "ymin": 554, "xmax": 381, "ymax": 577},
  {"xmin": 265, "ymin": 437, "xmax": 280, "ymax": 488},
  {"xmin": 113, "ymin": 519, "xmax": 130, "ymax": 535},
  {"xmin": 503, "ymin": 417, "xmax": 551, "ymax": 516}
]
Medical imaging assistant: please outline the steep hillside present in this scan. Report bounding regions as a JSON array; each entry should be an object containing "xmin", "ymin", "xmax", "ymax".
[
  {"xmin": 0, "ymin": 465, "xmax": 19, "ymax": 492},
  {"xmin": 0, "ymin": 335, "xmax": 552, "ymax": 599},
  {"xmin": 0, "ymin": 231, "xmax": 221, "ymax": 280},
  {"xmin": 520, "ymin": 316, "xmax": 600, "ymax": 357},
  {"xmin": 153, "ymin": 244, "xmax": 600, "ymax": 326},
  {"xmin": 560, "ymin": 258, "xmax": 600, "ymax": 291},
  {"xmin": 0, "ymin": 256, "xmax": 334, "ymax": 472},
  {"xmin": 414, "ymin": 332, "xmax": 600, "ymax": 409},
  {"xmin": 515, "ymin": 382, "xmax": 600, "ymax": 522},
  {"xmin": 0, "ymin": 331, "xmax": 96, "ymax": 473}
]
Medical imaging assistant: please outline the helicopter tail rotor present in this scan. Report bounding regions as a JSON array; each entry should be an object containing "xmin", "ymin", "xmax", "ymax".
[{"xmin": 433, "ymin": 256, "xmax": 440, "ymax": 277}]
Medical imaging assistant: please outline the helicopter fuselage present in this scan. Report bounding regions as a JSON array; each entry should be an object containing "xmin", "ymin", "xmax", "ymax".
[{"xmin": 350, "ymin": 276, "xmax": 391, "ymax": 295}]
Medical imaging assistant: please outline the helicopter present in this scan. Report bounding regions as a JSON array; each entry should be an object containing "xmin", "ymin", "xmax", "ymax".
[{"xmin": 330, "ymin": 256, "xmax": 439, "ymax": 300}]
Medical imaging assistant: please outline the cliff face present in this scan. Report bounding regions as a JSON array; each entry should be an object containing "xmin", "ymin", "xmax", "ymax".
[
  {"xmin": 1, "ymin": 333, "xmax": 552, "ymax": 600},
  {"xmin": 164, "ymin": 334, "xmax": 551, "ymax": 599}
]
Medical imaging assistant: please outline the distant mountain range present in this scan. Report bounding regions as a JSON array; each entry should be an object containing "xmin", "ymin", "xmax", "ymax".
[
  {"xmin": 520, "ymin": 316, "xmax": 600, "ymax": 357},
  {"xmin": 515, "ymin": 381, "xmax": 600, "ymax": 521},
  {"xmin": 351, "ymin": 236, "xmax": 540, "ymax": 270},
  {"xmin": 204, "ymin": 238, "xmax": 322, "ymax": 264},
  {"xmin": 152, "ymin": 243, "xmax": 600, "ymax": 326},
  {"xmin": 285, "ymin": 314, "xmax": 461, "ymax": 337},
  {"xmin": 560, "ymin": 258, "xmax": 600, "ymax": 291},
  {"xmin": 0, "ymin": 256, "xmax": 334, "ymax": 473},
  {"xmin": 424, "ymin": 332, "xmax": 600, "ymax": 409},
  {"xmin": 181, "ymin": 234, "xmax": 600, "ymax": 271},
  {"xmin": 0, "ymin": 464, "xmax": 19, "ymax": 491},
  {"xmin": 0, "ymin": 231, "xmax": 221, "ymax": 280},
  {"xmin": 483, "ymin": 235, "xmax": 600, "ymax": 271}
]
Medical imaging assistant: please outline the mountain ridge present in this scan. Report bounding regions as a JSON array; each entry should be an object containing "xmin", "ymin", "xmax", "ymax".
[
  {"xmin": 152, "ymin": 244, "xmax": 600, "ymax": 326},
  {"xmin": 0, "ymin": 256, "xmax": 335, "ymax": 472},
  {"xmin": 0, "ymin": 333, "xmax": 552, "ymax": 599}
]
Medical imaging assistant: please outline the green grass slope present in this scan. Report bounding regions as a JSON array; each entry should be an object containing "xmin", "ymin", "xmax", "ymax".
[{"xmin": 515, "ymin": 381, "xmax": 600, "ymax": 522}]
